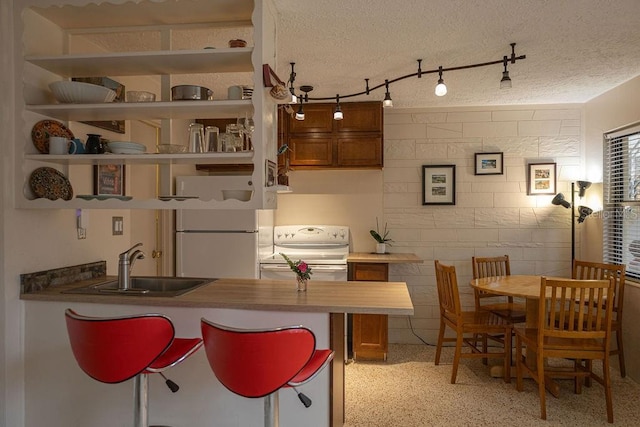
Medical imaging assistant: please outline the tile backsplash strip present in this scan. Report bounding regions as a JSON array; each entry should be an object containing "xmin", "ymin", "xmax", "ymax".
[{"xmin": 20, "ymin": 261, "xmax": 107, "ymax": 293}]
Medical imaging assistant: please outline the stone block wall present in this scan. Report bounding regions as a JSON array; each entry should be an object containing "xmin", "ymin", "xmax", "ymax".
[{"xmin": 383, "ymin": 105, "xmax": 584, "ymax": 344}]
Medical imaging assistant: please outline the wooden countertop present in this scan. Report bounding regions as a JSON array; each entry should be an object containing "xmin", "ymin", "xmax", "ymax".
[
  {"xmin": 20, "ymin": 276, "xmax": 414, "ymax": 315},
  {"xmin": 347, "ymin": 252, "xmax": 423, "ymax": 264}
]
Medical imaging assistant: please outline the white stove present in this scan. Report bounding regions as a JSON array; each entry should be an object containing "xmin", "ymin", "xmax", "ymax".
[{"xmin": 259, "ymin": 225, "xmax": 350, "ymax": 280}]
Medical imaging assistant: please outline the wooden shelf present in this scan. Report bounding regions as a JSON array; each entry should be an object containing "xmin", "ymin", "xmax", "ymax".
[
  {"xmin": 26, "ymin": 100, "xmax": 253, "ymax": 121},
  {"xmin": 25, "ymin": 152, "xmax": 254, "ymax": 166}
]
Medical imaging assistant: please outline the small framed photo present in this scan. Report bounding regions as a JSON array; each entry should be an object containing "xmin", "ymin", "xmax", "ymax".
[
  {"xmin": 527, "ymin": 162, "xmax": 556, "ymax": 195},
  {"xmin": 475, "ymin": 152, "xmax": 503, "ymax": 175},
  {"xmin": 266, "ymin": 160, "xmax": 276, "ymax": 187},
  {"xmin": 93, "ymin": 164, "xmax": 125, "ymax": 196},
  {"xmin": 422, "ymin": 165, "xmax": 456, "ymax": 205}
]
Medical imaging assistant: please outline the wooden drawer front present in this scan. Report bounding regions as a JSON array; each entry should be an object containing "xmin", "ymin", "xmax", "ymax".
[
  {"xmin": 337, "ymin": 136, "xmax": 382, "ymax": 167},
  {"xmin": 289, "ymin": 137, "xmax": 333, "ymax": 166},
  {"xmin": 288, "ymin": 104, "xmax": 333, "ymax": 133},
  {"xmin": 337, "ymin": 102, "xmax": 382, "ymax": 132},
  {"xmin": 351, "ymin": 263, "xmax": 388, "ymax": 281}
]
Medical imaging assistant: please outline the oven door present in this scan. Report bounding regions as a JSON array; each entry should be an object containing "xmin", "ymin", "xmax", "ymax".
[{"xmin": 259, "ymin": 263, "xmax": 348, "ymax": 281}]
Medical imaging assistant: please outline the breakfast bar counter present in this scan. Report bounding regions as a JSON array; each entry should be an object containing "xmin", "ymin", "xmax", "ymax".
[
  {"xmin": 21, "ymin": 276, "xmax": 414, "ymax": 315},
  {"xmin": 21, "ymin": 277, "xmax": 413, "ymax": 427}
]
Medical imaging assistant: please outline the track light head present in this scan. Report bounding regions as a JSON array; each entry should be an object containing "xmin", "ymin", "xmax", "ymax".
[
  {"xmin": 552, "ymin": 193, "xmax": 571, "ymax": 209},
  {"xmin": 577, "ymin": 206, "xmax": 593, "ymax": 223},
  {"xmin": 435, "ymin": 66, "xmax": 447, "ymax": 96},
  {"xmin": 333, "ymin": 95, "xmax": 343, "ymax": 120},
  {"xmin": 295, "ymin": 103, "xmax": 305, "ymax": 121},
  {"xmin": 576, "ymin": 181, "xmax": 592, "ymax": 198},
  {"xmin": 500, "ymin": 57, "xmax": 512, "ymax": 89},
  {"xmin": 383, "ymin": 79, "xmax": 393, "ymax": 108}
]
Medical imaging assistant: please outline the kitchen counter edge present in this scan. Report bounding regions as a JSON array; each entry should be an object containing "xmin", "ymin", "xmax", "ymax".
[{"xmin": 20, "ymin": 276, "xmax": 414, "ymax": 315}]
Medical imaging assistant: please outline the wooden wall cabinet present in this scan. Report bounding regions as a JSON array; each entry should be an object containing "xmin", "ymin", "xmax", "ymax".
[
  {"xmin": 349, "ymin": 262, "xmax": 389, "ymax": 361},
  {"xmin": 279, "ymin": 101, "xmax": 383, "ymax": 169}
]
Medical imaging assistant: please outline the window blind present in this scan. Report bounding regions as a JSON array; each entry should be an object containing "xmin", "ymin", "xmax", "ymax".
[{"xmin": 603, "ymin": 124, "xmax": 640, "ymax": 279}]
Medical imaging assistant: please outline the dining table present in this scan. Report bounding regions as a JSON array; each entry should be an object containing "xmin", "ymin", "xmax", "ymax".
[{"xmin": 469, "ymin": 274, "xmax": 562, "ymax": 397}]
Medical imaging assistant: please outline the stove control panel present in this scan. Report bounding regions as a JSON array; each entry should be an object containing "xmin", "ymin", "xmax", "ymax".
[{"xmin": 273, "ymin": 225, "xmax": 349, "ymax": 245}]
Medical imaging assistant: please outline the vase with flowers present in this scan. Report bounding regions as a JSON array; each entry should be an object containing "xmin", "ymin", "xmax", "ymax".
[{"xmin": 280, "ymin": 253, "xmax": 313, "ymax": 291}]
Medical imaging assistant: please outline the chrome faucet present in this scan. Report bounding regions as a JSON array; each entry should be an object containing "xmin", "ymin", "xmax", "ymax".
[{"xmin": 118, "ymin": 243, "xmax": 146, "ymax": 290}]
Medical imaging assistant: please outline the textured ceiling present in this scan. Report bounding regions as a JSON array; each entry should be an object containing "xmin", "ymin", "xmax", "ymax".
[
  {"xmin": 52, "ymin": 0, "xmax": 640, "ymax": 109},
  {"xmin": 273, "ymin": 0, "xmax": 640, "ymax": 108}
]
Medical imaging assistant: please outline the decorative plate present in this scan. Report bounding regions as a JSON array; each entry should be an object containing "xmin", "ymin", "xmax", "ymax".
[
  {"xmin": 76, "ymin": 195, "xmax": 132, "ymax": 201},
  {"xmin": 29, "ymin": 167, "xmax": 73, "ymax": 200},
  {"xmin": 31, "ymin": 120, "xmax": 75, "ymax": 154}
]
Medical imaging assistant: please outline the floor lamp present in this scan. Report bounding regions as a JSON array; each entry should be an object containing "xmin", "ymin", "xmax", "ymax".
[{"xmin": 552, "ymin": 181, "xmax": 593, "ymax": 269}]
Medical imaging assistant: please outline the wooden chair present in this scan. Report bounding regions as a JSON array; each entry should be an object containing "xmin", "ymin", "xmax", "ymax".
[
  {"xmin": 514, "ymin": 277, "xmax": 615, "ymax": 423},
  {"xmin": 472, "ymin": 255, "xmax": 526, "ymax": 323},
  {"xmin": 572, "ymin": 259, "xmax": 626, "ymax": 377},
  {"xmin": 434, "ymin": 260, "xmax": 513, "ymax": 384}
]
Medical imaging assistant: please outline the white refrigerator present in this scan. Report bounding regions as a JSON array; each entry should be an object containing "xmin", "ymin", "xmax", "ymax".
[{"xmin": 175, "ymin": 176, "xmax": 274, "ymax": 279}]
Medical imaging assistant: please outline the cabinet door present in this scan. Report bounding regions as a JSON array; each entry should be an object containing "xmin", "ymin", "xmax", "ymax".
[
  {"xmin": 337, "ymin": 102, "xmax": 382, "ymax": 132},
  {"xmin": 288, "ymin": 104, "xmax": 333, "ymax": 133},
  {"xmin": 350, "ymin": 262, "xmax": 389, "ymax": 361},
  {"xmin": 289, "ymin": 136, "xmax": 333, "ymax": 166},
  {"xmin": 337, "ymin": 136, "xmax": 383, "ymax": 167}
]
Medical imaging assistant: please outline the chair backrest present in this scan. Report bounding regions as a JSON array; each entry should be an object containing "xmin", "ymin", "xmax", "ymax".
[
  {"xmin": 200, "ymin": 319, "xmax": 316, "ymax": 398},
  {"xmin": 538, "ymin": 277, "xmax": 614, "ymax": 350},
  {"xmin": 64, "ymin": 309, "xmax": 175, "ymax": 383},
  {"xmin": 572, "ymin": 259, "xmax": 626, "ymax": 322},
  {"xmin": 434, "ymin": 260, "xmax": 462, "ymax": 319},
  {"xmin": 472, "ymin": 255, "xmax": 511, "ymax": 279},
  {"xmin": 472, "ymin": 255, "xmax": 511, "ymax": 306}
]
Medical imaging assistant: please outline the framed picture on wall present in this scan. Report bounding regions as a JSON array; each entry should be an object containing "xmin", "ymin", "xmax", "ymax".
[
  {"xmin": 527, "ymin": 162, "xmax": 556, "ymax": 195},
  {"xmin": 422, "ymin": 165, "xmax": 456, "ymax": 205},
  {"xmin": 474, "ymin": 152, "xmax": 503, "ymax": 175},
  {"xmin": 93, "ymin": 164, "xmax": 125, "ymax": 196}
]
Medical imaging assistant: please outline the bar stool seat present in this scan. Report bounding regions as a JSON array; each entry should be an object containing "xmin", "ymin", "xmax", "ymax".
[
  {"xmin": 65, "ymin": 309, "xmax": 203, "ymax": 427},
  {"xmin": 200, "ymin": 318, "xmax": 334, "ymax": 427}
]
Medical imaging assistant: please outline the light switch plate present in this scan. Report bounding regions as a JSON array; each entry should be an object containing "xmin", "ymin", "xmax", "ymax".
[{"xmin": 112, "ymin": 216, "xmax": 123, "ymax": 235}]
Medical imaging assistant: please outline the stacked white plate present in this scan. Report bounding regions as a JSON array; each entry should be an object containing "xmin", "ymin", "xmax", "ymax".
[{"xmin": 108, "ymin": 141, "xmax": 146, "ymax": 154}]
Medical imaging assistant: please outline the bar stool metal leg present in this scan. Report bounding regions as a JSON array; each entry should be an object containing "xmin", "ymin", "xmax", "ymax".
[
  {"xmin": 264, "ymin": 392, "xmax": 279, "ymax": 427},
  {"xmin": 134, "ymin": 374, "xmax": 149, "ymax": 427}
]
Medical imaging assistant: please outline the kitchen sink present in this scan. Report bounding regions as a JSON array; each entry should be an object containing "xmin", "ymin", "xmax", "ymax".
[{"xmin": 63, "ymin": 276, "xmax": 214, "ymax": 297}]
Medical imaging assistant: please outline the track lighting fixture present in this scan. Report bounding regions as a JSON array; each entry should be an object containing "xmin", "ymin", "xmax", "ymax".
[
  {"xmin": 333, "ymin": 95, "xmax": 343, "ymax": 120},
  {"xmin": 288, "ymin": 62, "xmax": 298, "ymax": 104},
  {"xmin": 576, "ymin": 180, "xmax": 592, "ymax": 198},
  {"xmin": 382, "ymin": 80, "xmax": 393, "ymax": 108},
  {"xmin": 286, "ymin": 43, "xmax": 526, "ymax": 119},
  {"xmin": 294, "ymin": 85, "xmax": 314, "ymax": 121},
  {"xmin": 435, "ymin": 66, "xmax": 447, "ymax": 97},
  {"xmin": 295, "ymin": 103, "xmax": 304, "ymax": 120},
  {"xmin": 500, "ymin": 56, "xmax": 512, "ymax": 89}
]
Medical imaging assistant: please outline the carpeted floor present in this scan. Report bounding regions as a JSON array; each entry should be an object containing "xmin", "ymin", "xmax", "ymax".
[{"xmin": 344, "ymin": 344, "xmax": 639, "ymax": 426}]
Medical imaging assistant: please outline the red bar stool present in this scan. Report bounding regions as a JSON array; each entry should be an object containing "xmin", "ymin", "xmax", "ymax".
[
  {"xmin": 65, "ymin": 309, "xmax": 203, "ymax": 427},
  {"xmin": 200, "ymin": 318, "xmax": 334, "ymax": 427}
]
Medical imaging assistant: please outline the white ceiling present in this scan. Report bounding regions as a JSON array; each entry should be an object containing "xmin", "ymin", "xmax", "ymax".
[
  {"xmin": 41, "ymin": 0, "xmax": 640, "ymax": 109},
  {"xmin": 272, "ymin": 0, "xmax": 640, "ymax": 108}
]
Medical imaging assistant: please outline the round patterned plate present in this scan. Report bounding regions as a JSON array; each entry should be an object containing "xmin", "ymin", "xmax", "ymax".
[
  {"xmin": 29, "ymin": 167, "xmax": 74, "ymax": 201},
  {"xmin": 31, "ymin": 120, "xmax": 75, "ymax": 154}
]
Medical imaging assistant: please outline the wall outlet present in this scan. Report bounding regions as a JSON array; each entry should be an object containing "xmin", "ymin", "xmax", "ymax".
[{"xmin": 112, "ymin": 216, "xmax": 124, "ymax": 236}]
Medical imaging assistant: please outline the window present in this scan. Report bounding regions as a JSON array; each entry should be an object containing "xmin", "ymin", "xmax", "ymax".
[{"xmin": 603, "ymin": 124, "xmax": 640, "ymax": 279}]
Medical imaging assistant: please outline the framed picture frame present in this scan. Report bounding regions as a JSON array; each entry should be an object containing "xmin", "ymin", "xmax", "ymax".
[
  {"xmin": 474, "ymin": 152, "xmax": 503, "ymax": 175},
  {"xmin": 422, "ymin": 165, "xmax": 456, "ymax": 205},
  {"xmin": 93, "ymin": 164, "xmax": 125, "ymax": 196},
  {"xmin": 527, "ymin": 162, "xmax": 556, "ymax": 195}
]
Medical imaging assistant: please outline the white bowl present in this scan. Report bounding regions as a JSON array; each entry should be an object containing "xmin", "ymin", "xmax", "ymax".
[
  {"xmin": 49, "ymin": 81, "xmax": 117, "ymax": 104},
  {"xmin": 222, "ymin": 190, "xmax": 253, "ymax": 201}
]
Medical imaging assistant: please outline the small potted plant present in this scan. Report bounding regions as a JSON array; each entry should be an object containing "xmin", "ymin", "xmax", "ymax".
[{"xmin": 370, "ymin": 218, "xmax": 392, "ymax": 254}]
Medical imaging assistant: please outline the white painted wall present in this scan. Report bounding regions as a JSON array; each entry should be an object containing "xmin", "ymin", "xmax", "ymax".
[{"xmin": 584, "ymin": 75, "xmax": 640, "ymax": 380}]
